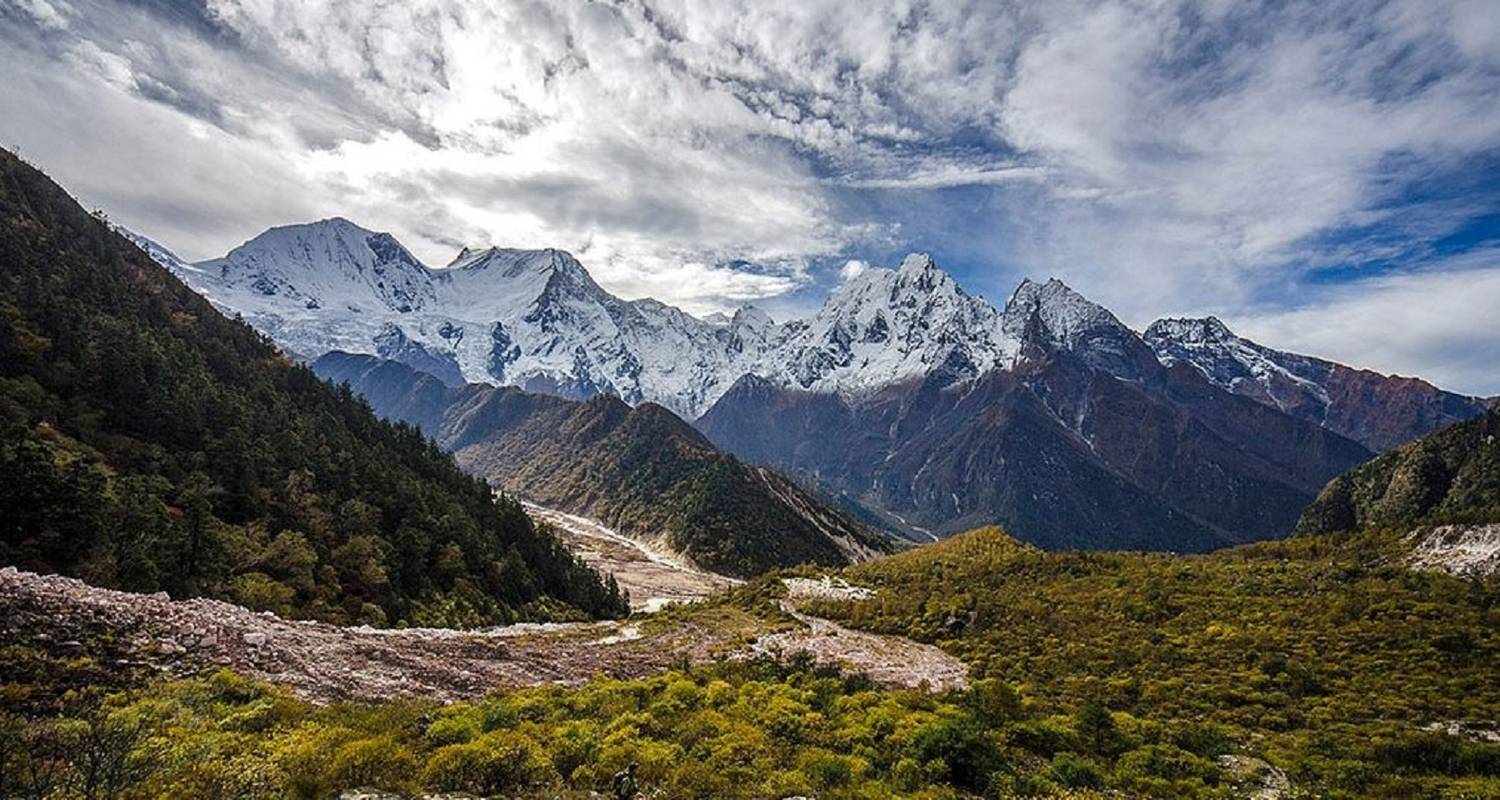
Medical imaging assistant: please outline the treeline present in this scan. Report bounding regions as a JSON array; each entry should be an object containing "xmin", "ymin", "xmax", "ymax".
[{"xmin": 0, "ymin": 149, "xmax": 626, "ymax": 625}]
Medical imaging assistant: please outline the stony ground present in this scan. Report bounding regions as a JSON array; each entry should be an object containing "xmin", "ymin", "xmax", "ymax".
[
  {"xmin": 1407, "ymin": 523, "xmax": 1500, "ymax": 577},
  {"xmin": 1, "ymin": 565, "xmax": 971, "ymax": 703},
  {"xmin": 2, "ymin": 507, "xmax": 972, "ymax": 704},
  {"xmin": 0, "ymin": 567, "xmax": 754, "ymax": 704},
  {"xmin": 749, "ymin": 600, "xmax": 970, "ymax": 692},
  {"xmin": 522, "ymin": 501, "xmax": 739, "ymax": 611}
]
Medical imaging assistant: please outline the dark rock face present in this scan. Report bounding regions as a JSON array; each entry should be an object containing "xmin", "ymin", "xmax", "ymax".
[
  {"xmin": 1317, "ymin": 367, "xmax": 1492, "ymax": 453},
  {"xmin": 698, "ymin": 331, "xmax": 1373, "ymax": 552}
]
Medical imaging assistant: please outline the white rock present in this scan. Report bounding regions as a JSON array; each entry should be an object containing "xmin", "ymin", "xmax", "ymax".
[{"xmin": 1407, "ymin": 524, "xmax": 1500, "ymax": 578}]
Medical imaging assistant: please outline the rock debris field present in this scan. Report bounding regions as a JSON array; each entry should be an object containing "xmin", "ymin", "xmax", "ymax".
[
  {"xmin": 522, "ymin": 501, "xmax": 740, "ymax": 611},
  {"xmin": 2, "ymin": 567, "xmax": 970, "ymax": 703},
  {"xmin": 0, "ymin": 567, "xmax": 737, "ymax": 703}
]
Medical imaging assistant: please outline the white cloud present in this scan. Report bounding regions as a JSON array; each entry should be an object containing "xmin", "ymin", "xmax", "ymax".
[
  {"xmin": 839, "ymin": 164, "xmax": 1047, "ymax": 190},
  {"xmin": 1230, "ymin": 256, "xmax": 1500, "ymax": 397},
  {"xmin": 839, "ymin": 259, "xmax": 869, "ymax": 281},
  {"xmin": 1, "ymin": 0, "xmax": 1498, "ymax": 369},
  {"xmin": 996, "ymin": 0, "xmax": 1500, "ymax": 316},
  {"xmin": 12, "ymin": 0, "xmax": 70, "ymax": 30}
]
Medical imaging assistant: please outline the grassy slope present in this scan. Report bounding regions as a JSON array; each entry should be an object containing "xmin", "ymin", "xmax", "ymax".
[{"xmin": 799, "ymin": 525, "xmax": 1500, "ymax": 798}]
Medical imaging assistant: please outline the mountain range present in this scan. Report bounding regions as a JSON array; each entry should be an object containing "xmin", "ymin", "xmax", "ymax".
[
  {"xmin": 134, "ymin": 218, "xmax": 1493, "ymax": 551},
  {"xmin": 1145, "ymin": 316, "xmax": 1491, "ymax": 452},
  {"xmin": 311, "ymin": 351, "xmax": 890, "ymax": 577}
]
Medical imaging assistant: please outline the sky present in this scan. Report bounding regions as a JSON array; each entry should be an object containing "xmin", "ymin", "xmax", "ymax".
[{"xmin": 1, "ymin": 0, "xmax": 1498, "ymax": 395}]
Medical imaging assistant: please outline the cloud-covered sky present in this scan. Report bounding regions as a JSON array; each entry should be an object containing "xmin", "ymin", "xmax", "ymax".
[{"xmin": 2, "ymin": 0, "xmax": 1498, "ymax": 393}]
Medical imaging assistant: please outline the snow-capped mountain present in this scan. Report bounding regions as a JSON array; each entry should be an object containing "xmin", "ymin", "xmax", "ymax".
[
  {"xmin": 1144, "ymin": 316, "xmax": 1490, "ymax": 451},
  {"xmin": 135, "ymin": 217, "xmax": 1489, "ymax": 438},
  {"xmin": 142, "ymin": 219, "xmax": 772, "ymax": 417},
  {"xmin": 1145, "ymin": 316, "xmax": 1333, "ymax": 411},
  {"xmin": 1001, "ymin": 277, "xmax": 1167, "ymax": 381},
  {"xmin": 772, "ymin": 254, "xmax": 1016, "ymax": 393},
  {"xmin": 129, "ymin": 217, "xmax": 1490, "ymax": 552},
  {"xmin": 195, "ymin": 217, "xmax": 435, "ymax": 313},
  {"xmin": 138, "ymin": 220, "xmax": 1047, "ymax": 418}
]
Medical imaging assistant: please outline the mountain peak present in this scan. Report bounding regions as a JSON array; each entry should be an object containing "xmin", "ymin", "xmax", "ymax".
[
  {"xmin": 434, "ymin": 246, "xmax": 606, "ymax": 319},
  {"xmin": 278, "ymin": 216, "xmax": 379, "ymax": 240},
  {"xmin": 1002, "ymin": 276, "xmax": 1121, "ymax": 344},
  {"xmin": 447, "ymin": 246, "xmax": 591, "ymax": 283},
  {"xmin": 1144, "ymin": 316, "xmax": 1238, "ymax": 345},
  {"xmin": 224, "ymin": 217, "xmax": 399, "ymax": 260},
  {"xmin": 195, "ymin": 216, "xmax": 432, "ymax": 312},
  {"xmin": 731, "ymin": 304, "xmax": 774, "ymax": 329},
  {"xmin": 1000, "ymin": 277, "xmax": 1165, "ymax": 379},
  {"xmin": 897, "ymin": 252, "xmax": 937, "ymax": 275},
  {"xmin": 892, "ymin": 251, "xmax": 961, "ymax": 295},
  {"xmin": 448, "ymin": 245, "xmax": 487, "ymax": 267}
]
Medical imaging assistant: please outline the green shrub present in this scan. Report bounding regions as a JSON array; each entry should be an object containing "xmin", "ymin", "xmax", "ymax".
[
  {"xmin": 1048, "ymin": 752, "xmax": 1104, "ymax": 789},
  {"xmin": 422, "ymin": 730, "xmax": 558, "ymax": 795},
  {"xmin": 907, "ymin": 715, "xmax": 1003, "ymax": 793},
  {"xmin": 1115, "ymin": 743, "xmax": 1219, "ymax": 784},
  {"xmin": 328, "ymin": 736, "xmax": 417, "ymax": 793}
]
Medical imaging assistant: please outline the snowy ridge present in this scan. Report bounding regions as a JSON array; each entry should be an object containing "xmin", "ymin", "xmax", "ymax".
[
  {"xmin": 770, "ymin": 254, "xmax": 1018, "ymax": 395},
  {"xmin": 133, "ymin": 218, "xmax": 1205, "ymax": 418},
  {"xmin": 1002, "ymin": 277, "xmax": 1124, "ymax": 347},
  {"xmin": 1144, "ymin": 315, "xmax": 1492, "ymax": 452},
  {"xmin": 116, "ymin": 227, "xmax": 207, "ymax": 278},
  {"xmin": 151, "ymin": 219, "xmax": 771, "ymax": 417},
  {"xmin": 1144, "ymin": 316, "xmax": 1332, "ymax": 409}
]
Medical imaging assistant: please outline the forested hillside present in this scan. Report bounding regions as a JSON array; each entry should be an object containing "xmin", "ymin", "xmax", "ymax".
[
  {"xmin": 1298, "ymin": 406, "xmax": 1500, "ymax": 535},
  {"xmin": 0, "ymin": 149, "xmax": 625, "ymax": 626},
  {"xmin": 313, "ymin": 352, "xmax": 891, "ymax": 577}
]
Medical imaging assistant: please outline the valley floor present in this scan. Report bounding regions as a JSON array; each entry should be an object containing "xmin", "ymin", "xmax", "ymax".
[
  {"xmin": 520, "ymin": 500, "xmax": 739, "ymax": 611},
  {"xmin": 0, "ymin": 567, "xmax": 751, "ymax": 704},
  {"xmin": 1, "ymin": 512, "xmax": 969, "ymax": 703}
]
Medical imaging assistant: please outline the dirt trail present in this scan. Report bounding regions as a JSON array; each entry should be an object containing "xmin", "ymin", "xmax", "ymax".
[
  {"xmin": 523, "ymin": 501, "xmax": 740, "ymax": 611},
  {"xmin": 747, "ymin": 577, "xmax": 970, "ymax": 692},
  {"xmin": 523, "ymin": 506, "xmax": 968, "ymax": 689}
]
